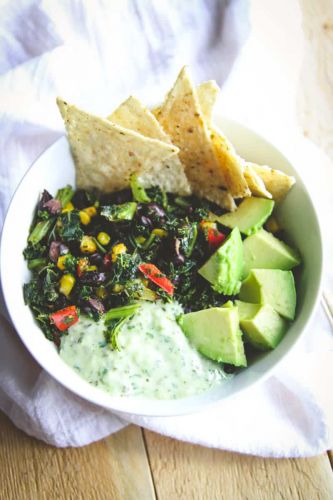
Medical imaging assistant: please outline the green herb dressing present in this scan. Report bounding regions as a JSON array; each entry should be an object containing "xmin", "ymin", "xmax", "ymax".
[{"xmin": 60, "ymin": 302, "xmax": 228, "ymax": 399}]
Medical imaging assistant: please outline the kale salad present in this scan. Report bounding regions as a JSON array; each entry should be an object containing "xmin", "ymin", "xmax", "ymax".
[{"xmin": 23, "ymin": 178, "xmax": 233, "ymax": 348}]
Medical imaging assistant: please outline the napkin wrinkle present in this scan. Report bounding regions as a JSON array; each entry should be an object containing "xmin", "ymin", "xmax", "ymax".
[{"xmin": 0, "ymin": 0, "xmax": 63, "ymax": 75}]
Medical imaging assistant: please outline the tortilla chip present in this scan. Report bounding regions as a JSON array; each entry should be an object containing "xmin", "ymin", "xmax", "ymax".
[
  {"xmin": 251, "ymin": 164, "xmax": 295, "ymax": 200},
  {"xmin": 57, "ymin": 98, "xmax": 178, "ymax": 193},
  {"xmin": 155, "ymin": 66, "xmax": 235, "ymax": 210},
  {"xmin": 244, "ymin": 162, "xmax": 272, "ymax": 198},
  {"xmin": 196, "ymin": 80, "xmax": 219, "ymax": 124},
  {"xmin": 211, "ymin": 128, "xmax": 250, "ymax": 198},
  {"xmin": 108, "ymin": 96, "xmax": 191, "ymax": 194},
  {"xmin": 152, "ymin": 82, "xmax": 219, "ymax": 124}
]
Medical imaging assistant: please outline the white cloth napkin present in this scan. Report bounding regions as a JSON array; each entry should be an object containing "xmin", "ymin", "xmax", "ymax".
[{"xmin": 0, "ymin": 0, "xmax": 332, "ymax": 456}]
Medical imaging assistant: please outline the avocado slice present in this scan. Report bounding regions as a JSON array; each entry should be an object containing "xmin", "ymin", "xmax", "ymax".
[
  {"xmin": 181, "ymin": 307, "xmax": 247, "ymax": 367},
  {"xmin": 198, "ymin": 227, "xmax": 243, "ymax": 295},
  {"xmin": 239, "ymin": 269, "xmax": 296, "ymax": 320},
  {"xmin": 243, "ymin": 229, "xmax": 301, "ymax": 276},
  {"xmin": 236, "ymin": 300, "xmax": 287, "ymax": 350},
  {"xmin": 213, "ymin": 197, "xmax": 274, "ymax": 236}
]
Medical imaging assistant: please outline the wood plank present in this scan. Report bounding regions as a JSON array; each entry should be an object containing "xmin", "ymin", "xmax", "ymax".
[
  {"xmin": 144, "ymin": 430, "xmax": 333, "ymax": 500},
  {"xmin": 0, "ymin": 413, "xmax": 155, "ymax": 500},
  {"xmin": 298, "ymin": 0, "xmax": 333, "ymax": 161}
]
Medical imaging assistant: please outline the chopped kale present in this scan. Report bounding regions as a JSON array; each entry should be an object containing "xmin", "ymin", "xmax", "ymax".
[
  {"xmin": 23, "ymin": 242, "xmax": 48, "ymax": 260},
  {"xmin": 58, "ymin": 211, "xmax": 84, "ymax": 242},
  {"xmin": 23, "ymin": 185, "xmax": 231, "ymax": 346}
]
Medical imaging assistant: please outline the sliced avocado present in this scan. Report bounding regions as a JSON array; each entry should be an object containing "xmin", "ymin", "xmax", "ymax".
[
  {"xmin": 239, "ymin": 269, "xmax": 296, "ymax": 320},
  {"xmin": 243, "ymin": 229, "xmax": 301, "ymax": 276},
  {"xmin": 213, "ymin": 197, "xmax": 274, "ymax": 236},
  {"xmin": 198, "ymin": 227, "xmax": 243, "ymax": 295},
  {"xmin": 235, "ymin": 300, "xmax": 261, "ymax": 320},
  {"xmin": 181, "ymin": 307, "xmax": 247, "ymax": 367},
  {"xmin": 236, "ymin": 301, "xmax": 287, "ymax": 350}
]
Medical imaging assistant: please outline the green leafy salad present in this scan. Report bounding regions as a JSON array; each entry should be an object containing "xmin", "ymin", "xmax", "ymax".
[{"xmin": 23, "ymin": 180, "xmax": 233, "ymax": 345}]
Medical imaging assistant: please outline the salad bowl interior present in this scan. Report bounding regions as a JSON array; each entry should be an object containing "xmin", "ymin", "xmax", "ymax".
[{"xmin": 0, "ymin": 116, "xmax": 322, "ymax": 416}]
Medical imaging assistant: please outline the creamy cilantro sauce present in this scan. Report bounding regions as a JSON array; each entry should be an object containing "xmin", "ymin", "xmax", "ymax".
[{"xmin": 60, "ymin": 301, "xmax": 227, "ymax": 399}]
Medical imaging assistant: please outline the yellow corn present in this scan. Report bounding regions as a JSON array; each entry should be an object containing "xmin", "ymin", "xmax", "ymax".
[
  {"xmin": 111, "ymin": 243, "xmax": 127, "ymax": 262},
  {"xmin": 97, "ymin": 231, "xmax": 110, "ymax": 246},
  {"xmin": 135, "ymin": 236, "xmax": 146, "ymax": 245},
  {"xmin": 96, "ymin": 286, "xmax": 108, "ymax": 299},
  {"xmin": 80, "ymin": 236, "xmax": 97, "ymax": 254},
  {"xmin": 62, "ymin": 202, "xmax": 74, "ymax": 213},
  {"xmin": 59, "ymin": 274, "xmax": 76, "ymax": 297},
  {"xmin": 112, "ymin": 283, "xmax": 124, "ymax": 293},
  {"xmin": 83, "ymin": 206, "xmax": 97, "ymax": 217},
  {"xmin": 79, "ymin": 210, "xmax": 91, "ymax": 226},
  {"xmin": 57, "ymin": 255, "xmax": 68, "ymax": 271},
  {"xmin": 152, "ymin": 228, "xmax": 168, "ymax": 238},
  {"xmin": 86, "ymin": 265, "xmax": 97, "ymax": 272}
]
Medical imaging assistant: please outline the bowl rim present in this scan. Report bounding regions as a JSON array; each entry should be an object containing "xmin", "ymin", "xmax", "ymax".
[{"xmin": 0, "ymin": 116, "xmax": 324, "ymax": 417}]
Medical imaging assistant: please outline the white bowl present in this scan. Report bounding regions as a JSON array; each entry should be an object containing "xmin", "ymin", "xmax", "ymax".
[{"xmin": 0, "ymin": 117, "xmax": 323, "ymax": 417}]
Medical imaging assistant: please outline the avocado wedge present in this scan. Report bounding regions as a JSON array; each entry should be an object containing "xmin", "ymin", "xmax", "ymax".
[
  {"xmin": 181, "ymin": 306, "xmax": 247, "ymax": 367},
  {"xmin": 212, "ymin": 197, "xmax": 274, "ymax": 236},
  {"xmin": 198, "ymin": 227, "xmax": 244, "ymax": 295}
]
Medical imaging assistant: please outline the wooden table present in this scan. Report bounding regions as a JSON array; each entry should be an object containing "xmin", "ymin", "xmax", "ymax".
[{"xmin": 1, "ymin": 1, "xmax": 332, "ymax": 498}]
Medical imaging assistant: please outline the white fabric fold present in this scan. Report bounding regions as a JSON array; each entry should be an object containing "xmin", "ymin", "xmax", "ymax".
[{"xmin": 0, "ymin": 0, "xmax": 332, "ymax": 455}]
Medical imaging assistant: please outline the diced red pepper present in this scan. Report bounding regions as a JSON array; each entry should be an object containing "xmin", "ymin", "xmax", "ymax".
[
  {"xmin": 207, "ymin": 228, "xmax": 226, "ymax": 248},
  {"xmin": 138, "ymin": 263, "xmax": 174, "ymax": 296},
  {"xmin": 103, "ymin": 253, "xmax": 112, "ymax": 269},
  {"xmin": 77, "ymin": 257, "xmax": 89, "ymax": 277},
  {"xmin": 50, "ymin": 306, "xmax": 79, "ymax": 331}
]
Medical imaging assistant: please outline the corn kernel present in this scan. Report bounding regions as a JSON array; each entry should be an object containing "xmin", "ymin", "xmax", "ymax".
[
  {"xmin": 97, "ymin": 231, "xmax": 111, "ymax": 246},
  {"xmin": 80, "ymin": 236, "xmax": 97, "ymax": 254},
  {"xmin": 59, "ymin": 274, "xmax": 76, "ymax": 297},
  {"xmin": 112, "ymin": 283, "xmax": 124, "ymax": 293},
  {"xmin": 111, "ymin": 243, "xmax": 127, "ymax": 262},
  {"xmin": 135, "ymin": 236, "xmax": 146, "ymax": 245},
  {"xmin": 57, "ymin": 255, "xmax": 68, "ymax": 271},
  {"xmin": 152, "ymin": 228, "xmax": 168, "ymax": 238},
  {"xmin": 79, "ymin": 210, "xmax": 91, "ymax": 225},
  {"xmin": 62, "ymin": 202, "xmax": 74, "ymax": 213},
  {"xmin": 84, "ymin": 206, "xmax": 97, "ymax": 217},
  {"xmin": 96, "ymin": 286, "xmax": 108, "ymax": 299},
  {"xmin": 86, "ymin": 265, "xmax": 97, "ymax": 272}
]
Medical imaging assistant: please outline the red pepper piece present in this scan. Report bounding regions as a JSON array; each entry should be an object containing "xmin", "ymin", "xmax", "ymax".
[
  {"xmin": 50, "ymin": 305, "xmax": 79, "ymax": 331},
  {"xmin": 138, "ymin": 263, "xmax": 174, "ymax": 296},
  {"xmin": 103, "ymin": 253, "xmax": 112, "ymax": 269},
  {"xmin": 207, "ymin": 228, "xmax": 226, "ymax": 248},
  {"xmin": 77, "ymin": 257, "xmax": 89, "ymax": 277}
]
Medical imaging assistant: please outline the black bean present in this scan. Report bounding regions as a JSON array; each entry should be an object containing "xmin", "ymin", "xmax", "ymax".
[
  {"xmin": 88, "ymin": 298, "xmax": 105, "ymax": 314},
  {"xmin": 146, "ymin": 202, "xmax": 166, "ymax": 219},
  {"xmin": 139, "ymin": 215, "xmax": 152, "ymax": 227},
  {"xmin": 79, "ymin": 271, "xmax": 106, "ymax": 285},
  {"xmin": 43, "ymin": 198, "xmax": 61, "ymax": 215},
  {"xmin": 38, "ymin": 190, "xmax": 52, "ymax": 210},
  {"xmin": 49, "ymin": 241, "xmax": 61, "ymax": 262},
  {"xmin": 59, "ymin": 244, "xmax": 69, "ymax": 255},
  {"xmin": 90, "ymin": 253, "xmax": 104, "ymax": 267}
]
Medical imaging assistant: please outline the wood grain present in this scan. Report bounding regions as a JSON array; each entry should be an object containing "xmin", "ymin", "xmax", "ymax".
[
  {"xmin": 0, "ymin": 413, "xmax": 155, "ymax": 500},
  {"xmin": 298, "ymin": 0, "xmax": 333, "ymax": 161},
  {"xmin": 144, "ymin": 430, "xmax": 333, "ymax": 500}
]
